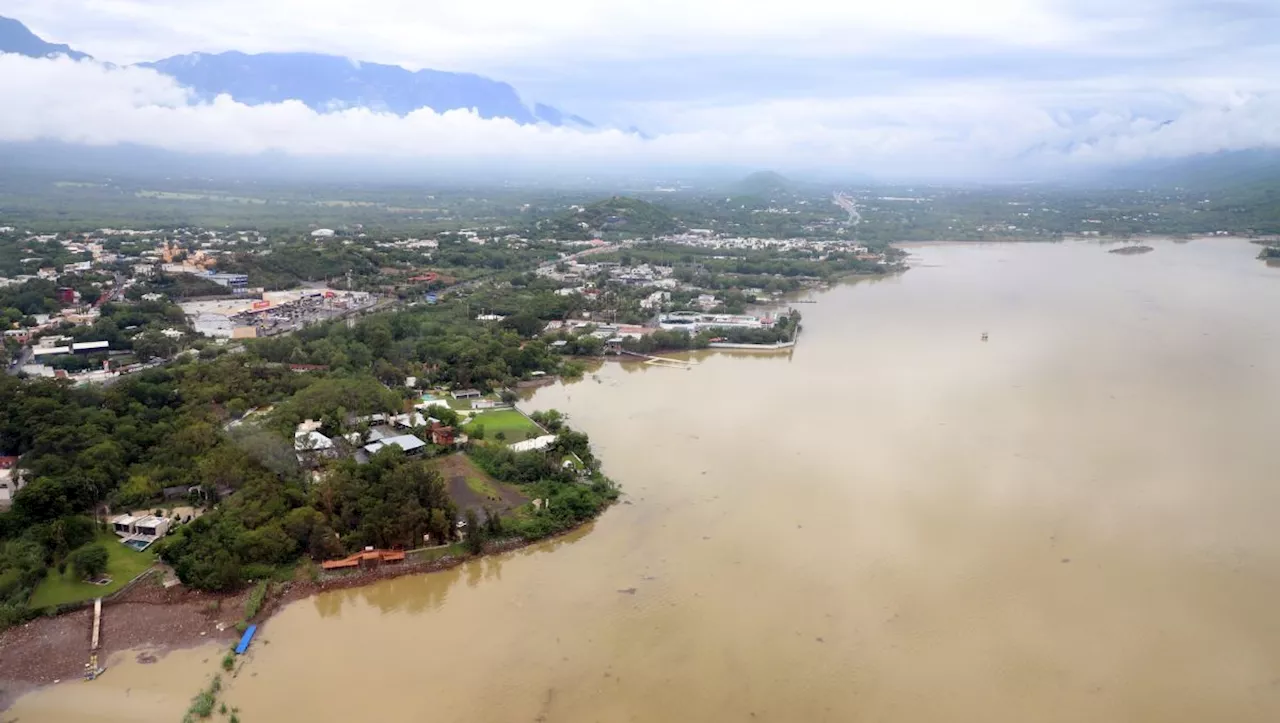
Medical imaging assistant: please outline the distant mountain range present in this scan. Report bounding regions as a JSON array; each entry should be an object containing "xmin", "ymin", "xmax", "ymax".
[
  {"xmin": 1098, "ymin": 148, "xmax": 1280, "ymax": 189},
  {"xmin": 0, "ymin": 15, "xmax": 593, "ymax": 128},
  {"xmin": 0, "ymin": 15, "xmax": 87, "ymax": 60}
]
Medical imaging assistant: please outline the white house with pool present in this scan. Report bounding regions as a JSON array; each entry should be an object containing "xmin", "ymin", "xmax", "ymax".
[{"xmin": 111, "ymin": 514, "xmax": 173, "ymax": 550}]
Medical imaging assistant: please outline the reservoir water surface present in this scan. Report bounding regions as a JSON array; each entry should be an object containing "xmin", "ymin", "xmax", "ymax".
[{"xmin": 13, "ymin": 238, "xmax": 1280, "ymax": 723}]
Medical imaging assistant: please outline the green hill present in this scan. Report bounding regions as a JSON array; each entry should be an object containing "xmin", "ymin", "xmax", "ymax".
[
  {"xmin": 533, "ymin": 196, "xmax": 680, "ymax": 239},
  {"xmin": 733, "ymin": 170, "xmax": 791, "ymax": 196}
]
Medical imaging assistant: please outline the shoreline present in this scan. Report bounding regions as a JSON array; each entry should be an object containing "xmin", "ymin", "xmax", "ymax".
[
  {"xmin": 0, "ymin": 521, "xmax": 597, "ymax": 712},
  {"xmin": 894, "ymin": 233, "xmax": 1277, "ymax": 249},
  {"xmin": 706, "ymin": 341, "xmax": 795, "ymax": 351},
  {"xmin": 0, "ymin": 264, "xmax": 874, "ymax": 713},
  {"xmin": 0, "ymin": 579, "xmax": 246, "ymax": 711}
]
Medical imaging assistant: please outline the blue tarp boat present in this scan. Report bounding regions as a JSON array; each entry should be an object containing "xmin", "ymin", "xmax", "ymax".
[{"xmin": 235, "ymin": 624, "xmax": 258, "ymax": 654}]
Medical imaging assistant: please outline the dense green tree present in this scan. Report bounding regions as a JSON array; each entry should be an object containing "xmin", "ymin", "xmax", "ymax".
[
  {"xmin": 530, "ymin": 410, "xmax": 565, "ymax": 432},
  {"xmin": 484, "ymin": 507, "xmax": 503, "ymax": 536},
  {"xmin": 501, "ymin": 313, "xmax": 544, "ymax": 338},
  {"xmin": 463, "ymin": 509, "xmax": 485, "ymax": 554},
  {"xmin": 68, "ymin": 543, "xmax": 109, "ymax": 579},
  {"xmin": 427, "ymin": 509, "xmax": 451, "ymax": 546}
]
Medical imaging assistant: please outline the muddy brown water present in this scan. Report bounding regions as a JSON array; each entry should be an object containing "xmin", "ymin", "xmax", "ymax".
[{"xmin": 12, "ymin": 239, "xmax": 1280, "ymax": 722}]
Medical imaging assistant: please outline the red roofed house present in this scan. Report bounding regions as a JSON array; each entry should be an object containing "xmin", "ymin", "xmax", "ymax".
[{"xmin": 429, "ymin": 423, "xmax": 457, "ymax": 447}]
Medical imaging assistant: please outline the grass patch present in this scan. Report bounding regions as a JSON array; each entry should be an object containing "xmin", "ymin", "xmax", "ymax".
[
  {"xmin": 464, "ymin": 473, "xmax": 500, "ymax": 499},
  {"xmin": 28, "ymin": 531, "xmax": 156, "ymax": 609},
  {"xmin": 432, "ymin": 453, "xmax": 527, "ymax": 510},
  {"xmin": 405, "ymin": 543, "xmax": 466, "ymax": 563},
  {"xmin": 463, "ymin": 410, "xmax": 543, "ymax": 441},
  {"xmin": 244, "ymin": 580, "xmax": 268, "ymax": 619},
  {"xmin": 268, "ymin": 561, "xmax": 298, "ymax": 583}
]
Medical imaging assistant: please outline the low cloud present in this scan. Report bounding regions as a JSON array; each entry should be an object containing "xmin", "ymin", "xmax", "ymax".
[
  {"xmin": 1, "ymin": 53, "xmax": 1277, "ymax": 180},
  {"xmin": 7, "ymin": 0, "xmax": 1085, "ymax": 70}
]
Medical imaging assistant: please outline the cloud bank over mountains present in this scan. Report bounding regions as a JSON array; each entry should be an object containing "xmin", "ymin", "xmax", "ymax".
[{"xmin": 1, "ymin": 0, "xmax": 1278, "ymax": 180}]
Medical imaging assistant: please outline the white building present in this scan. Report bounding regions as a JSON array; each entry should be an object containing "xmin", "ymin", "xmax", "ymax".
[
  {"xmin": 0, "ymin": 458, "xmax": 22, "ymax": 508},
  {"xmin": 161, "ymin": 263, "xmax": 205, "ymax": 275},
  {"xmin": 193, "ymin": 312, "xmax": 234, "ymax": 338},
  {"xmin": 19, "ymin": 364, "xmax": 56, "ymax": 378},
  {"xmin": 392, "ymin": 412, "xmax": 430, "ymax": 429},
  {"xmin": 311, "ymin": 228, "xmax": 336, "ymax": 238},
  {"xmin": 640, "ymin": 290, "xmax": 671, "ymax": 310},
  {"xmin": 658, "ymin": 312, "xmax": 770, "ymax": 333},
  {"xmin": 71, "ymin": 341, "xmax": 110, "ymax": 353},
  {"xmin": 35, "ymin": 334, "xmax": 71, "ymax": 349},
  {"xmin": 294, "ymin": 430, "xmax": 335, "ymax": 453},
  {"xmin": 111, "ymin": 514, "xmax": 172, "ymax": 539},
  {"xmin": 363, "ymin": 435, "xmax": 427, "ymax": 455},
  {"xmin": 508, "ymin": 435, "xmax": 558, "ymax": 453},
  {"xmin": 30, "ymin": 346, "xmax": 72, "ymax": 359}
]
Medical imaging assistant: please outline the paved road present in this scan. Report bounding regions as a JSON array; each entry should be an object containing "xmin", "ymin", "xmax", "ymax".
[{"xmin": 5, "ymin": 344, "xmax": 33, "ymax": 376}]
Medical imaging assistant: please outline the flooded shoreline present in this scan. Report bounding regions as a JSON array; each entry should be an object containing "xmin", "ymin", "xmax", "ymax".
[
  {"xmin": 10, "ymin": 238, "xmax": 1280, "ymax": 722},
  {"xmin": 0, "ymin": 518, "xmax": 604, "ymax": 711}
]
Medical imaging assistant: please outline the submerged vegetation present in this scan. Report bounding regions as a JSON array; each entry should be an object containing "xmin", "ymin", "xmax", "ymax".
[{"xmin": 183, "ymin": 674, "xmax": 221, "ymax": 722}]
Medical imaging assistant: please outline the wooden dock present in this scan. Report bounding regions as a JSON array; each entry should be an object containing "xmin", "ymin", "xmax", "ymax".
[
  {"xmin": 645, "ymin": 356, "xmax": 696, "ymax": 369},
  {"xmin": 91, "ymin": 597, "xmax": 101, "ymax": 650},
  {"xmin": 620, "ymin": 350, "xmax": 697, "ymax": 369},
  {"xmin": 85, "ymin": 597, "xmax": 104, "ymax": 680}
]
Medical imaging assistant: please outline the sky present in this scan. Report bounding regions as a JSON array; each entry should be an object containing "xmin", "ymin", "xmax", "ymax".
[{"xmin": 1, "ymin": 0, "xmax": 1279, "ymax": 179}]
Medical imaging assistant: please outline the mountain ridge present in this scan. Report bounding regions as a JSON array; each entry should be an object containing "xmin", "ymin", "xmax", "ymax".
[
  {"xmin": 140, "ymin": 50, "xmax": 556, "ymax": 123},
  {"xmin": 0, "ymin": 15, "xmax": 88, "ymax": 60},
  {"xmin": 0, "ymin": 15, "xmax": 591, "ymax": 128}
]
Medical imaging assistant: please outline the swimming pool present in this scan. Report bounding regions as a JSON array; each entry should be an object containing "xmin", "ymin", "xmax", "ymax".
[{"xmin": 122, "ymin": 538, "xmax": 153, "ymax": 552}]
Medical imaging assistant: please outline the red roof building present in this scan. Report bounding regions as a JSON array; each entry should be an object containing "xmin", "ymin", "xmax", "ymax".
[
  {"xmin": 429, "ymin": 423, "xmax": 457, "ymax": 446},
  {"xmin": 320, "ymin": 548, "xmax": 406, "ymax": 570}
]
